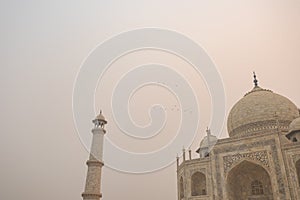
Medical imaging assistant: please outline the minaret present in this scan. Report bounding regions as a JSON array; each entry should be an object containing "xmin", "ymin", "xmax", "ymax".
[{"xmin": 82, "ymin": 111, "xmax": 107, "ymax": 200}]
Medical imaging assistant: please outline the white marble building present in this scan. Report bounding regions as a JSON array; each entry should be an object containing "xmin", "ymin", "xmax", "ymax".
[{"xmin": 177, "ymin": 76, "xmax": 300, "ymax": 200}]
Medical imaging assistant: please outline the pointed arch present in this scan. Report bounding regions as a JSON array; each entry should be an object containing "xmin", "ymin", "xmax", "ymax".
[
  {"xmin": 191, "ymin": 172, "xmax": 206, "ymax": 196},
  {"xmin": 226, "ymin": 160, "xmax": 273, "ymax": 200},
  {"xmin": 225, "ymin": 158, "xmax": 271, "ymax": 179}
]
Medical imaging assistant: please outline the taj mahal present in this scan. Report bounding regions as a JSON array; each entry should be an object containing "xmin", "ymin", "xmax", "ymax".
[{"xmin": 81, "ymin": 74, "xmax": 300, "ymax": 200}]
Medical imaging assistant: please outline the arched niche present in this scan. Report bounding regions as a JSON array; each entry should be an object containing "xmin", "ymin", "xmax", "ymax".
[
  {"xmin": 191, "ymin": 172, "xmax": 206, "ymax": 196},
  {"xmin": 226, "ymin": 160, "xmax": 273, "ymax": 200}
]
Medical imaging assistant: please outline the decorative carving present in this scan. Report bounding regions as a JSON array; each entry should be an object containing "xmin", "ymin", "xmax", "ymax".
[
  {"xmin": 292, "ymin": 154, "xmax": 300, "ymax": 164},
  {"xmin": 188, "ymin": 168, "xmax": 206, "ymax": 177},
  {"xmin": 230, "ymin": 119, "xmax": 290, "ymax": 138},
  {"xmin": 223, "ymin": 150, "xmax": 270, "ymax": 174},
  {"xmin": 213, "ymin": 139, "xmax": 285, "ymax": 199}
]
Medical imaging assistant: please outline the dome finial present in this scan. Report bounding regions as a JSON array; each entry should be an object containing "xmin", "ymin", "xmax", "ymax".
[
  {"xmin": 206, "ymin": 127, "xmax": 211, "ymax": 136},
  {"xmin": 253, "ymin": 71, "xmax": 258, "ymax": 87}
]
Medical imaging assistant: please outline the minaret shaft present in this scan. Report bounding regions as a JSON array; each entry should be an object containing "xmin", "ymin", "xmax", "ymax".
[
  {"xmin": 89, "ymin": 128, "xmax": 105, "ymax": 161},
  {"xmin": 82, "ymin": 111, "xmax": 107, "ymax": 200}
]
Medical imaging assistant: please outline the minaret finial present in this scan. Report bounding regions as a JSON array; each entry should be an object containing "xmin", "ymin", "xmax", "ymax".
[
  {"xmin": 253, "ymin": 71, "xmax": 258, "ymax": 87},
  {"xmin": 93, "ymin": 109, "xmax": 107, "ymax": 128}
]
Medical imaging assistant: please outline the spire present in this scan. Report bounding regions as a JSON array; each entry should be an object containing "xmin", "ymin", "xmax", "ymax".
[
  {"xmin": 253, "ymin": 71, "xmax": 258, "ymax": 87},
  {"xmin": 206, "ymin": 127, "xmax": 211, "ymax": 136},
  {"xmin": 206, "ymin": 127, "xmax": 211, "ymax": 150}
]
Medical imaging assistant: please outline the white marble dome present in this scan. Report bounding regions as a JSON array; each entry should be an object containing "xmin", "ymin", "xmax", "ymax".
[
  {"xmin": 227, "ymin": 86, "xmax": 299, "ymax": 137},
  {"xmin": 289, "ymin": 117, "xmax": 300, "ymax": 133},
  {"xmin": 200, "ymin": 134, "xmax": 218, "ymax": 148}
]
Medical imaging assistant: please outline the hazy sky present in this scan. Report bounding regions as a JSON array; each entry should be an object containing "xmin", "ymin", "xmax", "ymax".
[{"xmin": 1, "ymin": 1, "xmax": 300, "ymax": 200}]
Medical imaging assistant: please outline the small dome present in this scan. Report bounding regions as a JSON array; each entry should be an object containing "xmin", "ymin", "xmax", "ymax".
[
  {"xmin": 288, "ymin": 117, "xmax": 300, "ymax": 133},
  {"xmin": 227, "ymin": 86, "xmax": 299, "ymax": 138},
  {"xmin": 95, "ymin": 111, "xmax": 106, "ymax": 121},
  {"xmin": 200, "ymin": 134, "xmax": 218, "ymax": 148},
  {"xmin": 92, "ymin": 110, "xmax": 107, "ymax": 127}
]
